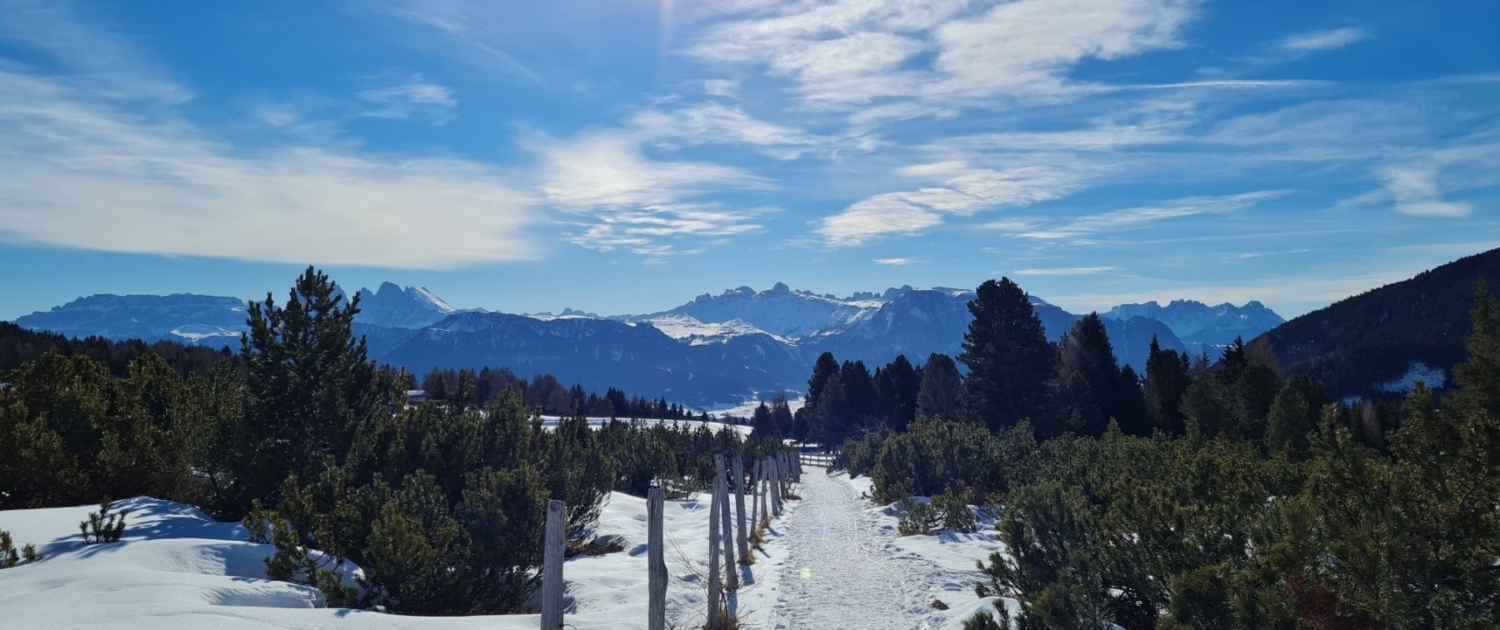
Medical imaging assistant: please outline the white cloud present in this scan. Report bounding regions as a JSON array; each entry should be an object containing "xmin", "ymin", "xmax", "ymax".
[
  {"xmin": 531, "ymin": 130, "xmax": 769, "ymax": 256},
  {"xmin": 630, "ymin": 102, "xmax": 821, "ymax": 158},
  {"xmin": 356, "ymin": 72, "xmax": 458, "ymax": 123},
  {"xmin": 1014, "ymin": 266, "xmax": 1118, "ymax": 276},
  {"xmin": 690, "ymin": 0, "xmax": 1203, "ymax": 119},
  {"xmin": 704, "ymin": 79, "xmax": 740, "ymax": 98},
  {"xmin": 818, "ymin": 160, "xmax": 1085, "ymax": 247},
  {"xmin": 1381, "ymin": 167, "xmax": 1472, "ymax": 218},
  {"xmin": 0, "ymin": 70, "xmax": 540, "ymax": 269},
  {"xmin": 873, "ymin": 257, "xmax": 915, "ymax": 266},
  {"xmin": 1278, "ymin": 27, "xmax": 1369, "ymax": 52},
  {"xmin": 1008, "ymin": 191, "xmax": 1286, "ymax": 240}
]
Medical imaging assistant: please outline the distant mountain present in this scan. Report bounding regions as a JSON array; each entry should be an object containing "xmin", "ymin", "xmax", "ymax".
[
  {"xmin": 380, "ymin": 312, "xmax": 804, "ymax": 407},
  {"xmin": 13, "ymin": 283, "xmax": 459, "ymax": 350},
  {"xmin": 638, "ymin": 282, "xmax": 879, "ymax": 339},
  {"xmin": 1254, "ymin": 248, "xmax": 1500, "ymax": 398},
  {"xmin": 353, "ymin": 282, "xmax": 456, "ymax": 329},
  {"xmin": 1105, "ymin": 299, "xmax": 1284, "ymax": 353},
  {"xmin": 13, "ymin": 280, "xmax": 1243, "ymax": 406},
  {"xmin": 14, "ymin": 294, "xmax": 248, "ymax": 346}
]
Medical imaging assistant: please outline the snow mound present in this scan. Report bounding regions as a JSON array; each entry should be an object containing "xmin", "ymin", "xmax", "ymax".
[{"xmin": 0, "ymin": 487, "xmax": 781, "ymax": 629}]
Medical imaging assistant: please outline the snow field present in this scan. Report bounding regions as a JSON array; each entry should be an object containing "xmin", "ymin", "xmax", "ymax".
[{"xmin": 0, "ymin": 486, "xmax": 789, "ymax": 630}]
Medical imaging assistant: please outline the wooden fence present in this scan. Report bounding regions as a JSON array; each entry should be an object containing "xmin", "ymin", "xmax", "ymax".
[
  {"xmin": 540, "ymin": 450, "xmax": 804, "ymax": 629},
  {"xmin": 798, "ymin": 451, "xmax": 839, "ymax": 468}
]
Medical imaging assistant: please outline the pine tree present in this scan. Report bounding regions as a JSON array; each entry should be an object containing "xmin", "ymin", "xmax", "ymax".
[
  {"xmin": 917, "ymin": 353, "xmax": 963, "ymax": 422},
  {"xmin": 1180, "ymin": 354, "xmax": 1229, "ymax": 439},
  {"xmin": 1144, "ymin": 336, "xmax": 1191, "ymax": 435},
  {"xmin": 959, "ymin": 279, "xmax": 1056, "ymax": 431},
  {"xmin": 1229, "ymin": 363, "xmax": 1280, "ymax": 442},
  {"xmin": 806, "ymin": 352, "xmax": 840, "ymax": 410},
  {"xmin": 1451, "ymin": 278, "xmax": 1500, "ymax": 417},
  {"xmin": 1265, "ymin": 384, "xmax": 1312, "ymax": 458},
  {"xmin": 1051, "ymin": 313, "xmax": 1122, "ymax": 437},
  {"xmin": 240, "ymin": 267, "xmax": 383, "ymax": 512},
  {"xmin": 840, "ymin": 360, "xmax": 878, "ymax": 425},
  {"xmin": 875, "ymin": 355, "xmax": 921, "ymax": 432}
]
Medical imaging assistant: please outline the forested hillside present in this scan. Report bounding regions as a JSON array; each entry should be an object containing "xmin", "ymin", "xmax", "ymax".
[{"xmin": 1254, "ymin": 247, "xmax": 1500, "ymax": 397}]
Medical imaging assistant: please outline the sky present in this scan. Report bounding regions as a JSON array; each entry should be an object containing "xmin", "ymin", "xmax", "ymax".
[{"xmin": 0, "ymin": 0, "xmax": 1497, "ymax": 321}]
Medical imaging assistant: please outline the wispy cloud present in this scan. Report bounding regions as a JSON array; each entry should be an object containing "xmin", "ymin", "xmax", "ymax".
[
  {"xmin": 356, "ymin": 72, "xmax": 458, "ymax": 123},
  {"xmin": 689, "ymin": 0, "xmax": 1205, "ymax": 121},
  {"xmin": 0, "ymin": 70, "xmax": 540, "ymax": 268},
  {"xmin": 1007, "ymin": 191, "xmax": 1287, "ymax": 241},
  {"xmin": 1381, "ymin": 167, "xmax": 1472, "ymax": 218},
  {"xmin": 1278, "ymin": 27, "xmax": 1369, "ymax": 53},
  {"xmin": 531, "ymin": 130, "xmax": 769, "ymax": 258},
  {"xmin": 1015, "ymin": 266, "xmax": 1118, "ymax": 276},
  {"xmin": 873, "ymin": 257, "xmax": 915, "ymax": 266},
  {"xmin": 818, "ymin": 161, "xmax": 1085, "ymax": 247},
  {"xmin": 630, "ymin": 102, "xmax": 823, "ymax": 159}
]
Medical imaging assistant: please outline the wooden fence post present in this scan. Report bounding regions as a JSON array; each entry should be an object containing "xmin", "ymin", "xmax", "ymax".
[
  {"xmin": 749, "ymin": 459, "xmax": 760, "ymax": 530},
  {"xmin": 541, "ymin": 499, "xmax": 566, "ymax": 630},
  {"xmin": 648, "ymin": 488, "xmax": 666, "ymax": 630},
  {"xmin": 707, "ymin": 471, "xmax": 722, "ymax": 629},
  {"xmin": 733, "ymin": 456, "xmax": 749, "ymax": 563},
  {"xmin": 770, "ymin": 457, "xmax": 782, "ymax": 517},
  {"xmin": 715, "ymin": 455, "xmax": 737, "ymax": 590},
  {"xmin": 758, "ymin": 460, "xmax": 769, "ymax": 525}
]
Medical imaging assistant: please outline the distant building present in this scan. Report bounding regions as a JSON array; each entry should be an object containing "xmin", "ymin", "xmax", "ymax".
[{"xmin": 405, "ymin": 389, "xmax": 429, "ymax": 405}]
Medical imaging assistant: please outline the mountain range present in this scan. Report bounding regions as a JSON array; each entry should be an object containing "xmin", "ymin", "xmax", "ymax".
[{"xmin": 12, "ymin": 281, "xmax": 1283, "ymax": 406}]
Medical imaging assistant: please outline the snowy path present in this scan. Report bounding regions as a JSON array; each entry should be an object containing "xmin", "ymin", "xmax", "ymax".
[{"xmin": 759, "ymin": 468, "xmax": 974, "ymax": 630}]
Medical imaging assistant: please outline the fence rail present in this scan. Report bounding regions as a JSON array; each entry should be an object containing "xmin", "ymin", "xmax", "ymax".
[{"xmin": 798, "ymin": 451, "xmax": 839, "ymax": 468}]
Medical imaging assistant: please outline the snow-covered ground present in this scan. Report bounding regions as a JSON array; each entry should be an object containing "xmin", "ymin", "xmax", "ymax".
[
  {"xmin": 536, "ymin": 415, "xmax": 753, "ymax": 436},
  {"xmin": 759, "ymin": 470, "xmax": 1015, "ymax": 629},
  {"xmin": 0, "ymin": 466, "xmax": 1017, "ymax": 630},
  {"xmin": 0, "ymin": 487, "xmax": 791, "ymax": 630}
]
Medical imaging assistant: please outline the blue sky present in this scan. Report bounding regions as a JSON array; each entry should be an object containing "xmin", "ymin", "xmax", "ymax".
[{"xmin": 1, "ymin": 0, "xmax": 1497, "ymax": 321}]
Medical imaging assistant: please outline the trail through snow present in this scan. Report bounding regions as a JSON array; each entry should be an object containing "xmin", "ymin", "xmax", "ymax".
[{"xmin": 761, "ymin": 469, "xmax": 975, "ymax": 630}]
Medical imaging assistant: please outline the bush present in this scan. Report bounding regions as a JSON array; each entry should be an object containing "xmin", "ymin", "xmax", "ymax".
[{"xmin": 79, "ymin": 500, "xmax": 126, "ymax": 544}]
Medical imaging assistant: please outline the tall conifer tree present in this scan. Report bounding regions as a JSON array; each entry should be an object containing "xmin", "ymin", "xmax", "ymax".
[{"xmin": 959, "ymin": 279, "xmax": 1055, "ymax": 431}]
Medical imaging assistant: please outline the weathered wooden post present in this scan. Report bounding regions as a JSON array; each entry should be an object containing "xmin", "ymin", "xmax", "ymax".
[
  {"xmin": 707, "ymin": 472, "xmax": 722, "ymax": 629},
  {"xmin": 769, "ymin": 456, "xmax": 782, "ymax": 517},
  {"xmin": 749, "ymin": 459, "xmax": 760, "ymax": 530},
  {"xmin": 541, "ymin": 499, "xmax": 566, "ymax": 630},
  {"xmin": 758, "ymin": 460, "xmax": 769, "ymax": 525},
  {"xmin": 733, "ymin": 456, "xmax": 749, "ymax": 563},
  {"xmin": 714, "ymin": 455, "xmax": 737, "ymax": 590},
  {"xmin": 648, "ymin": 487, "xmax": 666, "ymax": 630}
]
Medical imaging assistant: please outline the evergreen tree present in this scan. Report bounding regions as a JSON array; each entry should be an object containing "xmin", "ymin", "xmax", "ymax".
[
  {"xmin": 959, "ymin": 279, "xmax": 1055, "ymax": 431},
  {"xmin": 1051, "ymin": 313, "xmax": 1122, "ymax": 437},
  {"xmin": 770, "ymin": 394, "xmax": 795, "ymax": 436},
  {"xmin": 1229, "ymin": 363, "xmax": 1280, "ymax": 442},
  {"xmin": 875, "ymin": 355, "xmax": 921, "ymax": 432},
  {"xmin": 1180, "ymin": 354, "xmax": 1229, "ymax": 439},
  {"xmin": 916, "ymin": 353, "xmax": 963, "ymax": 422},
  {"xmin": 840, "ymin": 360, "xmax": 878, "ymax": 425},
  {"xmin": 806, "ymin": 352, "xmax": 840, "ymax": 410},
  {"xmin": 808, "ymin": 373, "xmax": 848, "ymax": 446},
  {"xmin": 1451, "ymin": 278, "xmax": 1500, "ymax": 417},
  {"xmin": 749, "ymin": 402, "xmax": 776, "ymax": 436},
  {"xmin": 1218, "ymin": 337, "xmax": 1248, "ymax": 385},
  {"xmin": 1265, "ymin": 383, "xmax": 1312, "ymax": 458},
  {"xmin": 1115, "ymin": 365, "xmax": 1150, "ymax": 436},
  {"xmin": 240, "ymin": 266, "xmax": 383, "ymax": 512},
  {"xmin": 1143, "ymin": 336, "xmax": 1191, "ymax": 435}
]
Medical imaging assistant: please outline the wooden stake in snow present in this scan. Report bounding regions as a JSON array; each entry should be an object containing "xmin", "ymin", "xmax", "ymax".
[
  {"xmin": 647, "ymin": 487, "xmax": 666, "ymax": 630},
  {"xmin": 541, "ymin": 499, "xmax": 566, "ymax": 630},
  {"xmin": 733, "ymin": 456, "xmax": 749, "ymax": 563},
  {"xmin": 707, "ymin": 472, "xmax": 722, "ymax": 629},
  {"xmin": 749, "ymin": 459, "xmax": 760, "ymax": 530},
  {"xmin": 769, "ymin": 456, "xmax": 782, "ymax": 517},
  {"xmin": 714, "ymin": 455, "xmax": 737, "ymax": 590},
  {"xmin": 758, "ymin": 459, "xmax": 769, "ymax": 525}
]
